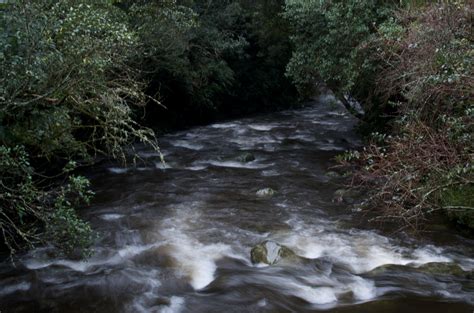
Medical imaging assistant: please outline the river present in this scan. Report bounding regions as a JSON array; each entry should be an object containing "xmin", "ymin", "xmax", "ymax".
[{"xmin": 1, "ymin": 95, "xmax": 473, "ymax": 312}]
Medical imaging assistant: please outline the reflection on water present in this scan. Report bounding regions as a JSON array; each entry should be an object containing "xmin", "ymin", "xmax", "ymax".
[{"xmin": 1, "ymin": 95, "xmax": 473, "ymax": 313}]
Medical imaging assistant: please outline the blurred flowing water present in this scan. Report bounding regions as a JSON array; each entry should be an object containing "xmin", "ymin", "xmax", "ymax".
[{"xmin": 1, "ymin": 95, "xmax": 473, "ymax": 312}]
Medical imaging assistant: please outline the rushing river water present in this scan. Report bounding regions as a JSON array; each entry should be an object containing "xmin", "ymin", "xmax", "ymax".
[{"xmin": 1, "ymin": 95, "xmax": 473, "ymax": 313}]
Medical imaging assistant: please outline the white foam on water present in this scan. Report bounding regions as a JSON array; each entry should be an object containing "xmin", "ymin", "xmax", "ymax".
[
  {"xmin": 155, "ymin": 162, "xmax": 173, "ymax": 170},
  {"xmin": 311, "ymin": 120, "xmax": 339, "ymax": 126},
  {"xmin": 434, "ymin": 289, "xmax": 474, "ymax": 304},
  {"xmin": 300, "ymin": 274, "xmax": 377, "ymax": 302},
  {"xmin": 160, "ymin": 296, "xmax": 185, "ymax": 313},
  {"xmin": 185, "ymin": 165, "xmax": 208, "ymax": 171},
  {"xmin": 137, "ymin": 167, "xmax": 152, "ymax": 172},
  {"xmin": 100, "ymin": 213, "xmax": 124, "ymax": 221},
  {"xmin": 349, "ymin": 276, "xmax": 377, "ymax": 301},
  {"xmin": 23, "ymin": 244, "xmax": 155, "ymax": 272},
  {"xmin": 325, "ymin": 111, "xmax": 349, "ymax": 117},
  {"xmin": 262, "ymin": 144, "xmax": 277, "ymax": 152},
  {"xmin": 292, "ymin": 285, "xmax": 337, "ymax": 304},
  {"xmin": 318, "ymin": 144, "xmax": 346, "ymax": 151},
  {"xmin": 229, "ymin": 135, "xmax": 278, "ymax": 147},
  {"xmin": 211, "ymin": 122, "xmax": 239, "ymax": 129},
  {"xmin": 261, "ymin": 169, "xmax": 280, "ymax": 177},
  {"xmin": 108, "ymin": 167, "xmax": 129, "ymax": 174},
  {"xmin": 236, "ymin": 128, "xmax": 247, "ymax": 135},
  {"xmin": 258, "ymin": 215, "xmax": 473, "ymax": 305},
  {"xmin": 288, "ymin": 134, "xmax": 316, "ymax": 143},
  {"xmin": 277, "ymin": 220, "xmax": 458, "ymax": 275},
  {"xmin": 108, "ymin": 166, "xmax": 155, "ymax": 174},
  {"xmin": 206, "ymin": 160, "xmax": 272, "ymax": 169},
  {"xmin": 137, "ymin": 151, "xmax": 163, "ymax": 159},
  {"xmin": 411, "ymin": 246, "xmax": 452, "ymax": 264},
  {"xmin": 171, "ymin": 140, "xmax": 204, "ymax": 150},
  {"xmin": 0, "ymin": 282, "xmax": 31, "ymax": 296},
  {"xmin": 126, "ymin": 274, "xmax": 168, "ymax": 313},
  {"xmin": 457, "ymin": 259, "xmax": 474, "ymax": 271},
  {"xmin": 259, "ymin": 276, "xmax": 337, "ymax": 305},
  {"xmin": 248, "ymin": 124, "xmax": 276, "ymax": 131},
  {"xmin": 159, "ymin": 209, "xmax": 241, "ymax": 290}
]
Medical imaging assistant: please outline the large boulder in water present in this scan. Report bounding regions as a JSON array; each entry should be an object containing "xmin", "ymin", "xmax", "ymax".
[{"xmin": 250, "ymin": 241, "xmax": 297, "ymax": 265}]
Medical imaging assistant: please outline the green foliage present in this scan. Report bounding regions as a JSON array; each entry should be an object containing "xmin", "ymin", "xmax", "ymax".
[
  {"xmin": 129, "ymin": 0, "xmax": 245, "ymax": 107},
  {"xmin": 0, "ymin": 146, "xmax": 40, "ymax": 253},
  {"xmin": 377, "ymin": 17, "xmax": 404, "ymax": 41},
  {"xmin": 373, "ymin": 3, "xmax": 473, "ymax": 121},
  {"xmin": 335, "ymin": 2, "xmax": 474, "ymax": 231},
  {"xmin": 46, "ymin": 175, "xmax": 96, "ymax": 257},
  {"xmin": 283, "ymin": 0, "xmax": 390, "ymax": 98},
  {"xmin": 0, "ymin": 146, "xmax": 43, "ymax": 253},
  {"xmin": 228, "ymin": 0, "xmax": 297, "ymax": 112},
  {"xmin": 0, "ymin": 146, "xmax": 95, "ymax": 257},
  {"xmin": 441, "ymin": 185, "xmax": 474, "ymax": 229},
  {"xmin": 0, "ymin": 0, "xmax": 158, "ymax": 161},
  {"xmin": 0, "ymin": 0, "xmax": 159, "ymax": 256}
]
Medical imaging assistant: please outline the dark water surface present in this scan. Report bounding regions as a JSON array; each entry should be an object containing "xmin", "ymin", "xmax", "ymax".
[{"xmin": 1, "ymin": 95, "xmax": 473, "ymax": 312}]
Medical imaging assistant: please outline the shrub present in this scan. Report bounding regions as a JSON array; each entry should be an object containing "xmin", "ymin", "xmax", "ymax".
[
  {"xmin": 283, "ymin": 0, "xmax": 390, "ymax": 98},
  {"xmin": 340, "ymin": 2, "xmax": 473, "ymax": 231},
  {"xmin": 0, "ymin": 146, "xmax": 95, "ymax": 256},
  {"xmin": 372, "ymin": 2, "xmax": 473, "ymax": 121},
  {"xmin": 0, "ymin": 0, "xmax": 159, "ymax": 161},
  {"xmin": 0, "ymin": 0, "xmax": 159, "ymax": 256},
  {"xmin": 343, "ymin": 114, "xmax": 472, "ymax": 231}
]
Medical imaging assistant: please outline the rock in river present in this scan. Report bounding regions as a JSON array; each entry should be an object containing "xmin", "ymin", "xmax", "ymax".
[
  {"xmin": 250, "ymin": 241, "xmax": 297, "ymax": 265},
  {"xmin": 366, "ymin": 262, "xmax": 473, "ymax": 279},
  {"xmin": 256, "ymin": 188, "xmax": 276, "ymax": 198}
]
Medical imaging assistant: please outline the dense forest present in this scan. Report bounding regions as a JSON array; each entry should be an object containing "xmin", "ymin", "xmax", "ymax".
[{"xmin": 0, "ymin": 0, "xmax": 472, "ymax": 260}]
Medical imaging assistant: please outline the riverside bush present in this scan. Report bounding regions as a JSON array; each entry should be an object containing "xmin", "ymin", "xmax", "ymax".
[
  {"xmin": 283, "ymin": 0, "xmax": 473, "ymax": 231},
  {"xmin": 0, "ymin": 0, "xmax": 158, "ymax": 256},
  {"xmin": 339, "ymin": 2, "xmax": 473, "ymax": 230},
  {"xmin": 283, "ymin": 0, "xmax": 390, "ymax": 98},
  {"xmin": 0, "ymin": 146, "xmax": 95, "ymax": 256}
]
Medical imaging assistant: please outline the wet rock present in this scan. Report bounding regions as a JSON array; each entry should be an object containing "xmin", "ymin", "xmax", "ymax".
[
  {"xmin": 417, "ymin": 262, "xmax": 472, "ymax": 278},
  {"xmin": 250, "ymin": 241, "xmax": 296, "ymax": 265},
  {"xmin": 366, "ymin": 262, "xmax": 473, "ymax": 279},
  {"xmin": 256, "ymin": 188, "xmax": 276, "ymax": 198},
  {"xmin": 364, "ymin": 264, "xmax": 405, "ymax": 276},
  {"xmin": 238, "ymin": 152, "xmax": 255, "ymax": 163}
]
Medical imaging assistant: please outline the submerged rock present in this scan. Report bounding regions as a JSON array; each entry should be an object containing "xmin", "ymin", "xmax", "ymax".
[
  {"xmin": 417, "ymin": 262, "xmax": 472, "ymax": 278},
  {"xmin": 366, "ymin": 262, "xmax": 473, "ymax": 279},
  {"xmin": 250, "ymin": 241, "xmax": 296, "ymax": 265},
  {"xmin": 256, "ymin": 188, "xmax": 276, "ymax": 198},
  {"xmin": 238, "ymin": 152, "xmax": 256, "ymax": 163}
]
